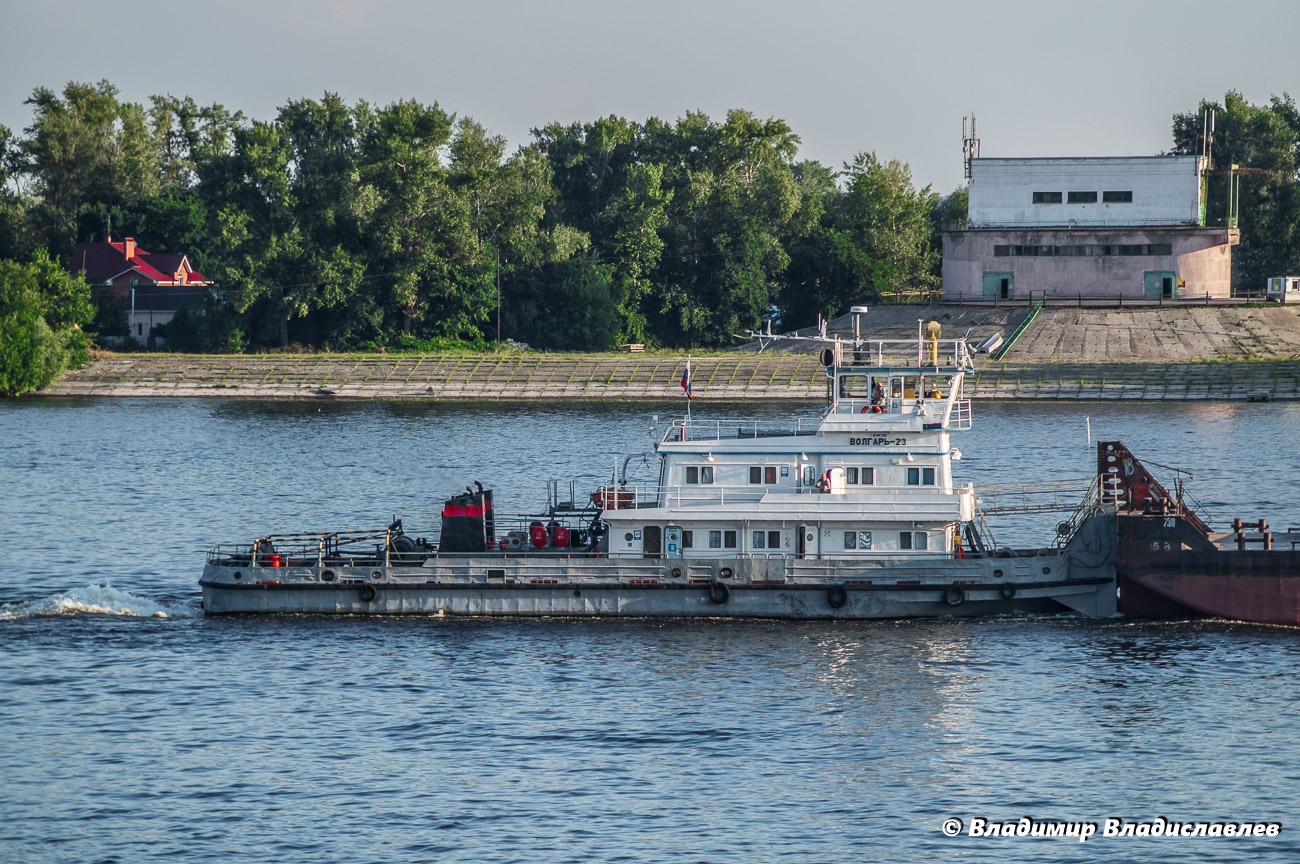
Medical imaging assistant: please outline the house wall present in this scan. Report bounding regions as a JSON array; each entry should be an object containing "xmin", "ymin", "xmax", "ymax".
[
  {"xmin": 941, "ymin": 228, "xmax": 1238, "ymax": 300},
  {"xmin": 969, "ymin": 156, "xmax": 1205, "ymax": 228}
]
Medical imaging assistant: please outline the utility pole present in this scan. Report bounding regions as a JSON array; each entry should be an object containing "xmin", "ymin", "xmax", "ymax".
[{"xmin": 496, "ymin": 246, "xmax": 501, "ymax": 345}]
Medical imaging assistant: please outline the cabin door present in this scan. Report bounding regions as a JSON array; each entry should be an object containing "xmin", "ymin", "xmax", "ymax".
[
  {"xmin": 643, "ymin": 525, "xmax": 662, "ymax": 559},
  {"xmin": 798, "ymin": 524, "xmax": 818, "ymax": 559},
  {"xmin": 665, "ymin": 526, "xmax": 682, "ymax": 558}
]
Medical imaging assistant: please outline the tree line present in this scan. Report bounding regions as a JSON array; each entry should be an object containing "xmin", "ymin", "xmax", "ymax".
[
  {"xmin": 0, "ymin": 82, "xmax": 1297, "ymax": 393},
  {"xmin": 0, "ymin": 80, "xmax": 952, "ymax": 357}
]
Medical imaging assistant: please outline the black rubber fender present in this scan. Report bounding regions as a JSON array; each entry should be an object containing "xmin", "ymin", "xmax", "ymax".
[
  {"xmin": 707, "ymin": 581, "xmax": 730, "ymax": 605},
  {"xmin": 999, "ymin": 583, "xmax": 1017, "ymax": 600},
  {"xmin": 826, "ymin": 585, "xmax": 848, "ymax": 609},
  {"xmin": 359, "ymin": 583, "xmax": 378, "ymax": 603},
  {"xmin": 943, "ymin": 585, "xmax": 965, "ymax": 607}
]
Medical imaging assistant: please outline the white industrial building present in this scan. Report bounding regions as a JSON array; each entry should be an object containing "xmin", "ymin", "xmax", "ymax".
[{"xmin": 943, "ymin": 155, "xmax": 1238, "ymax": 301}]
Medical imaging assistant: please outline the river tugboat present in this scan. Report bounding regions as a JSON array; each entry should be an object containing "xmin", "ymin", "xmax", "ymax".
[{"xmin": 200, "ymin": 323, "xmax": 1118, "ymax": 618}]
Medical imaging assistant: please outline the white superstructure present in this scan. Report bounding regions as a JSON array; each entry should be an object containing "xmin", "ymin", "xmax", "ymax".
[{"xmin": 602, "ymin": 331, "xmax": 977, "ymax": 563}]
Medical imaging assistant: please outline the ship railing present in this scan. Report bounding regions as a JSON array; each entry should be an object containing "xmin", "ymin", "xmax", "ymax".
[
  {"xmin": 663, "ymin": 417, "xmax": 822, "ymax": 444},
  {"xmin": 946, "ymin": 399, "xmax": 973, "ymax": 430},
  {"xmin": 833, "ymin": 337, "xmax": 974, "ymax": 370},
  {"xmin": 593, "ymin": 483, "xmax": 768, "ymax": 510},
  {"xmin": 1047, "ymin": 477, "xmax": 1104, "ymax": 548},
  {"xmin": 205, "ymin": 526, "xmax": 437, "ymax": 568},
  {"xmin": 974, "ymin": 478, "xmax": 1097, "ymax": 516}
]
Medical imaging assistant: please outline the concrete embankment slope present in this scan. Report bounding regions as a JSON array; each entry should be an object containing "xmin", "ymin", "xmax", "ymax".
[
  {"xmin": 33, "ymin": 304, "xmax": 1300, "ymax": 401},
  {"xmin": 36, "ymin": 352, "xmax": 1300, "ymax": 401}
]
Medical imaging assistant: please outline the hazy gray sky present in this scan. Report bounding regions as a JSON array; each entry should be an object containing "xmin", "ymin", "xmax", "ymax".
[{"xmin": 2, "ymin": 0, "xmax": 1296, "ymax": 192}]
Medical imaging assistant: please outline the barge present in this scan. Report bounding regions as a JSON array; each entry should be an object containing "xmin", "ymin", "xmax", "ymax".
[
  {"xmin": 200, "ymin": 324, "xmax": 1118, "ymax": 618},
  {"xmin": 1103, "ymin": 440, "xmax": 1300, "ymax": 626}
]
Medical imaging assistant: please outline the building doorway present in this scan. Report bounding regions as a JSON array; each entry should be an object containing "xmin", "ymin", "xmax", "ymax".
[
  {"xmin": 1144, "ymin": 271, "xmax": 1177, "ymax": 300},
  {"xmin": 982, "ymin": 272, "xmax": 1014, "ymax": 301}
]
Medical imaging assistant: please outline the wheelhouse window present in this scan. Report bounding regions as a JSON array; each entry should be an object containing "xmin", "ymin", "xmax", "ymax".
[
  {"xmin": 907, "ymin": 467, "xmax": 935, "ymax": 486},
  {"xmin": 686, "ymin": 466, "xmax": 713, "ymax": 484}
]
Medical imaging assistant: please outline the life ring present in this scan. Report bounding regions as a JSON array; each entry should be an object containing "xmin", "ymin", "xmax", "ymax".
[
  {"xmin": 671, "ymin": 567, "xmax": 683, "ymax": 578},
  {"xmin": 999, "ymin": 584, "xmax": 1016, "ymax": 600},
  {"xmin": 860, "ymin": 405, "xmax": 870, "ymax": 413},
  {"xmin": 359, "ymin": 583, "xmax": 378, "ymax": 603},
  {"xmin": 826, "ymin": 585, "xmax": 848, "ymax": 609},
  {"xmin": 943, "ymin": 585, "xmax": 965, "ymax": 607},
  {"xmin": 321, "ymin": 570, "xmax": 336, "ymax": 583},
  {"xmin": 707, "ymin": 581, "xmax": 730, "ymax": 604},
  {"xmin": 718, "ymin": 567, "xmax": 733, "ymax": 579}
]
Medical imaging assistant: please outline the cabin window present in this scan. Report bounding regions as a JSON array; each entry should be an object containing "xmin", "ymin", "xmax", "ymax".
[
  {"xmin": 844, "ymin": 467, "xmax": 874, "ymax": 485},
  {"xmin": 682, "ymin": 531, "xmax": 693, "ymax": 548},
  {"xmin": 899, "ymin": 531, "xmax": 928, "ymax": 550},
  {"xmin": 724, "ymin": 530, "xmax": 737, "ymax": 548},
  {"xmin": 764, "ymin": 466, "xmax": 777, "ymax": 484},
  {"xmin": 801, "ymin": 466, "xmax": 816, "ymax": 486},
  {"xmin": 749, "ymin": 467, "xmax": 761, "ymax": 484},
  {"xmin": 753, "ymin": 530, "xmax": 766, "ymax": 549},
  {"xmin": 844, "ymin": 530, "xmax": 872, "ymax": 550},
  {"xmin": 686, "ymin": 466, "xmax": 713, "ymax": 484},
  {"xmin": 750, "ymin": 466, "xmax": 777, "ymax": 484},
  {"xmin": 890, "ymin": 379, "xmax": 902, "ymax": 398},
  {"xmin": 902, "ymin": 376, "xmax": 917, "ymax": 399},
  {"xmin": 907, "ymin": 467, "xmax": 935, "ymax": 486},
  {"xmin": 752, "ymin": 530, "xmax": 781, "ymax": 550},
  {"xmin": 709, "ymin": 530, "xmax": 722, "ymax": 549}
]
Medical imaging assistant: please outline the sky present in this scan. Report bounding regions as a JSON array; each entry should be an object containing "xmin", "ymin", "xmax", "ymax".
[{"xmin": 1, "ymin": 0, "xmax": 1296, "ymax": 193}]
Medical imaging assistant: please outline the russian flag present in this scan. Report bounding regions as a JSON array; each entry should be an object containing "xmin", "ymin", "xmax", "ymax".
[{"xmin": 680, "ymin": 358, "xmax": 692, "ymax": 399}]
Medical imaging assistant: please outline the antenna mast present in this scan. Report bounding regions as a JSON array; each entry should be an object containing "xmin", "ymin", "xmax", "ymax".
[{"xmin": 962, "ymin": 112, "xmax": 980, "ymax": 180}]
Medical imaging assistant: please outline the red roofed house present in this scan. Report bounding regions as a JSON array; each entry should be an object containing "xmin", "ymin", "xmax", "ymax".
[{"xmin": 70, "ymin": 235, "xmax": 213, "ymax": 345}]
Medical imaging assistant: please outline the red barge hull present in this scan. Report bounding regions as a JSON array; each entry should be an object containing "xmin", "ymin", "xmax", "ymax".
[{"xmin": 1100, "ymin": 441, "xmax": 1300, "ymax": 627}]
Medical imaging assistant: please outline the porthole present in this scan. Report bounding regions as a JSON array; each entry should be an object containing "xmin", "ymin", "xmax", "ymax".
[
  {"xmin": 625, "ymin": 532, "xmax": 634, "ymax": 542},
  {"xmin": 233, "ymin": 571, "xmax": 243, "ymax": 580}
]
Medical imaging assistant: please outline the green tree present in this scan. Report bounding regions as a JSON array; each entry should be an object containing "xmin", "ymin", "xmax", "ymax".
[
  {"xmin": 1172, "ymin": 92, "xmax": 1300, "ymax": 292},
  {"xmin": 0, "ymin": 250, "xmax": 93, "ymax": 395}
]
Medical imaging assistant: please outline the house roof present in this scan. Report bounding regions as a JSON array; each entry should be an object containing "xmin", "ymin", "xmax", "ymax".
[{"xmin": 70, "ymin": 238, "xmax": 210, "ymax": 285}]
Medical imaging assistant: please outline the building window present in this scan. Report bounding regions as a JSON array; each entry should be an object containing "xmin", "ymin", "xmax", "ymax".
[
  {"xmin": 1102, "ymin": 190, "xmax": 1133, "ymax": 203},
  {"xmin": 1032, "ymin": 191, "xmax": 1063, "ymax": 204},
  {"xmin": 682, "ymin": 531, "xmax": 693, "ymax": 548},
  {"xmin": 709, "ymin": 530, "xmax": 722, "ymax": 549},
  {"xmin": 995, "ymin": 243, "xmax": 1173, "ymax": 258},
  {"xmin": 907, "ymin": 467, "xmax": 935, "ymax": 486},
  {"xmin": 724, "ymin": 530, "xmax": 737, "ymax": 548},
  {"xmin": 1067, "ymin": 191, "xmax": 1098, "ymax": 203},
  {"xmin": 686, "ymin": 466, "xmax": 713, "ymax": 484}
]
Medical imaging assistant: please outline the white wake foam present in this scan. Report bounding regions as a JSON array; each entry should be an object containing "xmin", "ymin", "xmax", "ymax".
[{"xmin": 0, "ymin": 583, "xmax": 197, "ymax": 621}]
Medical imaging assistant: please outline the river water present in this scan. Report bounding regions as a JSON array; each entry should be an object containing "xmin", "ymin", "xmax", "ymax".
[{"xmin": 1, "ymin": 398, "xmax": 1298, "ymax": 863}]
